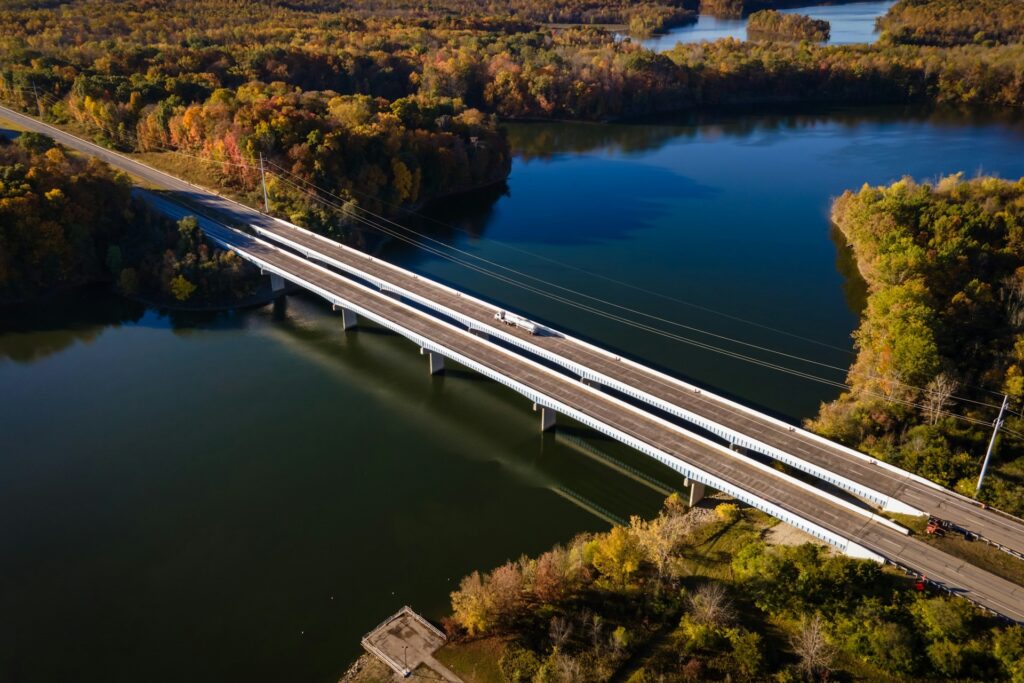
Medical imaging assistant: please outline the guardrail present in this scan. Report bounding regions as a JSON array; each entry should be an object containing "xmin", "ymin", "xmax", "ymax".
[
  {"xmin": 195, "ymin": 221, "xmax": 896, "ymax": 562},
  {"xmin": 252, "ymin": 219, "xmax": 924, "ymax": 516}
]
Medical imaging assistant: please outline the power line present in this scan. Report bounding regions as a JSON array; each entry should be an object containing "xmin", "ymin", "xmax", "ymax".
[
  {"xmin": 263, "ymin": 167, "xmax": 864, "ymax": 375},
  {"xmin": 266, "ymin": 169, "xmax": 1017, "ymax": 432},
  {"xmin": 273, "ymin": 157, "xmax": 860, "ymax": 355},
  {"xmin": 266, "ymin": 160, "xmax": 1017, "ymax": 417}
]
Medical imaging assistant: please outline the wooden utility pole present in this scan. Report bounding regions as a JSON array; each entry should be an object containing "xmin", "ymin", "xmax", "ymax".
[
  {"xmin": 976, "ymin": 394, "xmax": 1009, "ymax": 496},
  {"xmin": 31, "ymin": 82, "xmax": 42, "ymax": 117},
  {"xmin": 259, "ymin": 152, "xmax": 270, "ymax": 213}
]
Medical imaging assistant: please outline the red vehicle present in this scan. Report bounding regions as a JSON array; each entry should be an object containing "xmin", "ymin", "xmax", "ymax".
[{"xmin": 925, "ymin": 516, "xmax": 946, "ymax": 536}]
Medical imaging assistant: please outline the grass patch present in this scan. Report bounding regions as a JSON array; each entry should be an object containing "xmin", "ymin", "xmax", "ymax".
[
  {"xmin": 129, "ymin": 151, "xmax": 260, "ymax": 205},
  {"xmin": 887, "ymin": 512, "xmax": 929, "ymax": 534},
  {"xmin": 676, "ymin": 507, "xmax": 774, "ymax": 580},
  {"xmin": 434, "ymin": 637, "xmax": 508, "ymax": 683}
]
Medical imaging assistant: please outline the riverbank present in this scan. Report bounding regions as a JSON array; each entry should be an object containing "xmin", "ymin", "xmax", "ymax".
[
  {"xmin": 810, "ymin": 174, "xmax": 1024, "ymax": 516},
  {"xmin": 387, "ymin": 493, "xmax": 1024, "ymax": 682}
]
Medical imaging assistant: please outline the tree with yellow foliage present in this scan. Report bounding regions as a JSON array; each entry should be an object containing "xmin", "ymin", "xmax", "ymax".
[{"xmin": 586, "ymin": 524, "xmax": 646, "ymax": 591}]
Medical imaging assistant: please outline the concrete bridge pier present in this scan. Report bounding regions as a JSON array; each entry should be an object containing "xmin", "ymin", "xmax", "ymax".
[
  {"xmin": 684, "ymin": 477, "xmax": 706, "ymax": 506},
  {"xmin": 580, "ymin": 377, "xmax": 600, "ymax": 390},
  {"xmin": 730, "ymin": 442, "xmax": 747, "ymax": 455},
  {"xmin": 332, "ymin": 304, "xmax": 357, "ymax": 330},
  {"xmin": 421, "ymin": 348, "xmax": 444, "ymax": 375},
  {"xmin": 534, "ymin": 403, "xmax": 556, "ymax": 432},
  {"xmin": 265, "ymin": 271, "xmax": 286, "ymax": 293}
]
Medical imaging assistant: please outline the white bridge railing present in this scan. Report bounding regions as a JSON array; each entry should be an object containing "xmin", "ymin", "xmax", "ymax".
[
  {"xmin": 202, "ymin": 220, "xmax": 898, "ymax": 562},
  {"xmin": 253, "ymin": 218, "xmax": 923, "ymax": 516}
]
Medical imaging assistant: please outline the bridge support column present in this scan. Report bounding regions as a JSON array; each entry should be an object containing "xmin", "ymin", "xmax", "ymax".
[
  {"xmin": 269, "ymin": 273, "xmax": 285, "ymax": 293},
  {"xmin": 688, "ymin": 480, "xmax": 706, "ymax": 507},
  {"xmin": 333, "ymin": 305, "xmax": 357, "ymax": 331},
  {"xmin": 730, "ymin": 442, "xmax": 747, "ymax": 455},
  {"xmin": 581, "ymin": 377, "xmax": 600, "ymax": 389},
  {"xmin": 534, "ymin": 403, "xmax": 556, "ymax": 432},
  {"xmin": 429, "ymin": 352, "xmax": 444, "ymax": 376},
  {"xmin": 421, "ymin": 348, "xmax": 444, "ymax": 375}
]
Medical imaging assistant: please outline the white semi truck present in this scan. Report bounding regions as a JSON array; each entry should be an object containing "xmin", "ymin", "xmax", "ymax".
[{"xmin": 494, "ymin": 309, "xmax": 540, "ymax": 335}]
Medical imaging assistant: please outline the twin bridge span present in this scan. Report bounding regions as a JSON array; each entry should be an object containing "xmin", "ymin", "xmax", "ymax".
[
  {"xmin": 3, "ymin": 103, "xmax": 1024, "ymax": 622},
  {"xmin": 149, "ymin": 195, "xmax": 1024, "ymax": 622}
]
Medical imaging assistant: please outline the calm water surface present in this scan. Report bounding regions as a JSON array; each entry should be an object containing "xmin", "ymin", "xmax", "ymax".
[
  {"xmin": 4, "ymin": 106, "xmax": 1024, "ymax": 682},
  {"xmin": 636, "ymin": 1, "xmax": 895, "ymax": 50}
]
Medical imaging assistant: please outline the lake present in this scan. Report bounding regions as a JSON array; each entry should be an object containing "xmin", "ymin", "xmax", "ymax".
[
  {"xmin": 3, "ymin": 105, "xmax": 1024, "ymax": 682},
  {"xmin": 636, "ymin": 1, "xmax": 896, "ymax": 51}
]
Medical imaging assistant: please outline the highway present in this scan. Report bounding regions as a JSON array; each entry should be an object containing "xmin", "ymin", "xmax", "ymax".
[{"xmin": 4, "ymin": 103, "xmax": 1024, "ymax": 620}]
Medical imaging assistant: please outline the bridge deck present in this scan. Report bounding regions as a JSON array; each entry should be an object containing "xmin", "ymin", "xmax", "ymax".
[{"xmin": 249, "ymin": 214, "xmax": 1024, "ymax": 557}]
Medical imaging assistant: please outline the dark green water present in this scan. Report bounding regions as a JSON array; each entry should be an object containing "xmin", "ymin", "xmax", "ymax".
[{"xmin": 3, "ymin": 106, "xmax": 1024, "ymax": 682}]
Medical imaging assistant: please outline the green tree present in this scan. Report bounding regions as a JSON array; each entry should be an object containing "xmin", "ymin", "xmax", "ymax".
[
  {"xmin": 727, "ymin": 628, "xmax": 764, "ymax": 680},
  {"xmin": 994, "ymin": 626, "xmax": 1024, "ymax": 681},
  {"xmin": 910, "ymin": 597, "xmax": 974, "ymax": 642},
  {"xmin": 16, "ymin": 131, "xmax": 55, "ymax": 154},
  {"xmin": 450, "ymin": 571, "xmax": 492, "ymax": 636},
  {"xmin": 497, "ymin": 645, "xmax": 540, "ymax": 683},
  {"xmin": 926, "ymin": 639, "xmax": 965, "ymax": 677},
  {"xmin": 867, "ymin": 622, "xmax": 919, "ymax": 674},
  {"xmin": 170, "ymin": 274, "xmax": 196, "ymax": 301},
  {"xmin": 611, "ymin": 625, "xmax": 630, "ymax": 652},
  {"xmin": 177, "ymin": 216, "xmax": 199, "ymax": 254},
  {"xmin": 626, "ymin": 668, "xmax": 655, "ymax": 683}
]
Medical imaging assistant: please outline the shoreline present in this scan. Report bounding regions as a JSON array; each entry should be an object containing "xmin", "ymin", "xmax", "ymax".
[{"xmin": 1, "ymin": 279, "xmax": 290, "ymax": 315}]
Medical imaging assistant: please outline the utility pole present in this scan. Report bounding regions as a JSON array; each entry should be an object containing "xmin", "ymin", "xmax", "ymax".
[
  {"xmin": 31, "ymin": 82, "xmax": 42, "ymax": 117},
  {"xmin": 976, "ymin": 394, "xmax": 1009, "ymax": 496},
  {"xmin": 259, "ymin": 152, "xmax": 270, "ymax": 213}
]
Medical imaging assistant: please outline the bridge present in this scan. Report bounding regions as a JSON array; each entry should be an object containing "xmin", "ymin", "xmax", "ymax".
[
  {"xmin": 246, "ymin": 214, "xmax": 1024, "ymax": 557},
  {"xmin": 4, "ymin": 103, "xmax": 1024, "ymax": 622}
]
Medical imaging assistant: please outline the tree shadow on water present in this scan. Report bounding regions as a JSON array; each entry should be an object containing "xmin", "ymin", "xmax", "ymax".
[{"xmin": 0, "ymin": 285, "xmax": 145, "ymax": 364}]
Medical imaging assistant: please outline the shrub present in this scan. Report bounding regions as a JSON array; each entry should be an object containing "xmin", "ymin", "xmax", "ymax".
[
  {"xmin": 715, "ymin": 503, "xmax": 740, "ymax": 523},
  {"xmin": 498, "ymin": 645, "xmax": 540, "ymax": 683}
]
